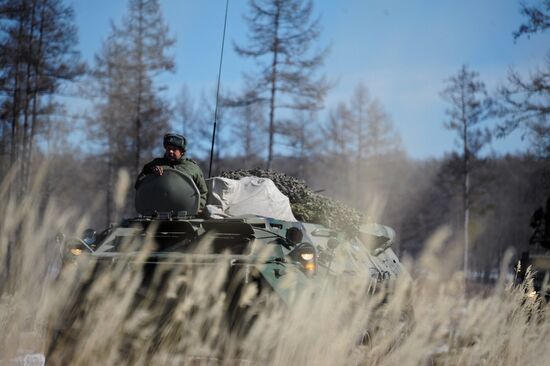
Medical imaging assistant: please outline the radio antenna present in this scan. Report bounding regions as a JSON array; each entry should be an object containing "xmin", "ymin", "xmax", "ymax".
[{"xmin": 208, "ymin": 0, "xmax": 229, "ymax": 178}]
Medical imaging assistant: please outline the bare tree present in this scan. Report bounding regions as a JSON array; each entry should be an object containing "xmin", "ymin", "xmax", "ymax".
[
  {"xmin": 319, "ymin": 103, "xmax": 352, "ymax": 200},
  {"xmin": 88, "ymin": 0, "xmax": 175, "ymax": 221},
  {"xmin": 323, "ymin": 103, "xmax": 352, "ymax": 158},
  {"xmin": 281, "ymin": 109, "xmax": 320, "ymax": 179},
  {"xmin": 200, "ymin": 89, "xmax": 231, "ymax": 176},
  {"xmin": 177, "ymin": 85, "xmax": 196, "ymax": 138},
  {"xmin": 234, "ymin": 0, "xmax": 329, "ymax": 169},
  {"xmin": 440, "ymin": 65, "xmax": 492, "ymax": 277},
  {"xmin": 175, "ymin": 84, "xmax": 219, "ymax": 161},
  {"xmin": 321, "ymin": 83, "xmax": 401, "ymax": 206},
  {"xmin": 513, "ymin": 0, "xmax": 550, "ymax": 40},
  {"xmin": 495, "ymin": 60, "xmax": 550, "ymax": 157},
  {"xmin": 88, "ymin": 34, "xmax": 133, "ymax": 223},
  {"xmin": 111, "ymin": 0, "xmax": 175, "ymax": 176},
  {"xmin": 346, "ymin": 82, "xmax": 370, "ymax": 164},
  {"xmin": 495, "ymin": 1, "xmax": 550, "ymax": 158},
  {"xmin": 336, "ymin": 82, "xmax": 401, "ymax": 163},
  {"xmin": 228, "ymin": 88, "xmax": 266, "ymax": 168},
  {"xmin": 175, "ymin": 86, "xmax": 230, "ymax": 176},
  {"xmin": 365, "ymin": 99, "xmax": 401, "ymax": 158},
  {"xmin": 0, "ymin": 0, "xmax": 83, "ymax": 291},
  {"xmin": 0, "ymin": 0, "xmax": 83, "ymax": 191}
]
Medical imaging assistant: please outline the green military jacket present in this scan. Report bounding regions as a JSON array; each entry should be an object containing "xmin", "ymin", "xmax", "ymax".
[{"xmin": 135, "ymin": 156, "xmax": 208, "ymax": 209}]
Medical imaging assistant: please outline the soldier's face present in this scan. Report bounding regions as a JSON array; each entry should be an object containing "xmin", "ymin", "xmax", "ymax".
[{"xmin": 165, "ymin": 145, "xmax": 183, "ymax": 161}]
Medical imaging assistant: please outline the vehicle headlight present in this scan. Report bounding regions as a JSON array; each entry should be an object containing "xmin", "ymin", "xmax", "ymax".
[
  {"xmin": 70, "ymin": 248, "xmax": 83, "ymax": 256},
  {"xmin": 300, "ymin": 252, "xmax": 314, "ymax": 261},
  {"xmin": 290, "ymin": 243, "xmax": 317, "ymax": 276}
]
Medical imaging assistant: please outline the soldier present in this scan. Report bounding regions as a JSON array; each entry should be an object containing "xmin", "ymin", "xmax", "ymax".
[{"xmin": 135, "ymin": 133, "xmax": 208, "ymax": 209}]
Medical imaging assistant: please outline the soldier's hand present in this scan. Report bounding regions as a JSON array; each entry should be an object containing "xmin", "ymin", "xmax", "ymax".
[{"xmin": 152, "ymin": 166, "xmax": 163, "ymax": 176}]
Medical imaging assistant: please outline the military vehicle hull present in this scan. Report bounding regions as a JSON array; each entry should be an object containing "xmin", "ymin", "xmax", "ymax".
[
  {"xmin": 62, "ymin": 171, "xmax": 410, "ymax": 344},
  {"xmin": 73, "ymin": 214, "xmax": 408, "ymax": 305}
]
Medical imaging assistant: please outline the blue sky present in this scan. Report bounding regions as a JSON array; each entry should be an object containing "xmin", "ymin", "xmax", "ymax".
[{"xmin": 71, "ymin": 0, "xmax": 549, "ymax": 159}]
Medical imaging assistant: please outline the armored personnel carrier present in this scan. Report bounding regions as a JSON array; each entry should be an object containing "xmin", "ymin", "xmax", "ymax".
[{"xmin": 66, "ymin": 168, "xmax": 408, "ymax": 308}]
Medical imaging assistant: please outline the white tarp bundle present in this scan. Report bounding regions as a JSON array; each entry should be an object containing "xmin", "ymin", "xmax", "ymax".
[{"xmin": 206, "ymin": 176, "xmax": 297, "ymax": 221}]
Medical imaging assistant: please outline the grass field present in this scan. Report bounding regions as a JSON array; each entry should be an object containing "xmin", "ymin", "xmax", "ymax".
[{"xmin": 0, "ymin": 170, "xmax": 548, "ymax": 365}]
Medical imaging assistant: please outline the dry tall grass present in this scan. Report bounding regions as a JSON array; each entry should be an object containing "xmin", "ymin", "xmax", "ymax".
[{"xmin": 0, "ymin": 168, "xmax": 548, "ymax": 365}]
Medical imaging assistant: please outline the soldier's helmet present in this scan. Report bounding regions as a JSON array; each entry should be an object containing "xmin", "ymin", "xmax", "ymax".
[{"xmin": 163, "ymin": 133, "xmax": 186, "ymax": 152}]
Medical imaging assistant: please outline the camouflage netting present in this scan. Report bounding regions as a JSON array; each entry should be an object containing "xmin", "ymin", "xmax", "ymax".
[{"xmin": 220, "ymin": 169, "xmax": 361, "ymax": 235}]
